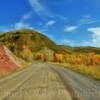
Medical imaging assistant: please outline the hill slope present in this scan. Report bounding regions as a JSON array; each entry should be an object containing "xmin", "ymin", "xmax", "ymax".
[
  {"xmin": 0, "ymin": 29, "xmax": 67, "ymax": 61},
  {"xmin": 0, "ymin": 29, "xmax": 100, "ymax": 64}
]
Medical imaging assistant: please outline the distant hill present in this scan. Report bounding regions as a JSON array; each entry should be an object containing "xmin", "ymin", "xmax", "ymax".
[
  {"xmin": 0, "ymin": 29, "xmax": 100, "ymax": 66},
  {"xmin": 59, "ymin": 45, "xmax": 100, "ymax": 54}
]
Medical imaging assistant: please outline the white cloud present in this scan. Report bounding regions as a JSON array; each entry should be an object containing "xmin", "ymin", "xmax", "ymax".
[
  {"xmin": 44, "ymin": 20, "xmax": 56, "ymax": 27},
  {"xmin": 28, "ymin": 0, "xmax": 69, "ymax": 20},
  {"xmin": 21, "ymin": 11, "xmax": 33, "ymax": 20},
  {"xmin": 0, "ymin": 12, "xmax": 34, "ymax": 32},
  {"xmin": 62, "ymin": 39, "xmax": 71, "ymax": 44},
  {"xmin": 78, "ymin": 15, "xmax": 100, "ymax": 25},
  {"xmin": 56, "ymin": 15, "xmax": 68, "ymax": 20},
  {"xmin": 88, "ymin": 27, "xmax": 100, "ymax": 47},
  {"xmin": 13, "ymin": 12, "xmax": 34, "ymax": 30},
  {"xmin": 14, "ymin": 22, "xmax": 33, "ymax": 30},
  {"xmin": 59, "ymin": 16, "xmax": 67, "ymax": 20},
  {"xmin": 28, "ymin": 0, "xmax": 53, "ymax": 18},
  {"xmin": 0, "ymin": 22, "xmax": 33, "ymax": 32},
  {"xmin": 78, "ymin": 15, "xmax": 91, "ymax": 25},
  {"xmin": 64, "ymin": 26, "xmax": 78, "ymax": 32}
]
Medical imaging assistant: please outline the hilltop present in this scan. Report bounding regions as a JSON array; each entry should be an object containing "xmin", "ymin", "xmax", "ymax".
[{"xmin": 0, "ymin": 29, "xmax": 67, "ymax": 61}]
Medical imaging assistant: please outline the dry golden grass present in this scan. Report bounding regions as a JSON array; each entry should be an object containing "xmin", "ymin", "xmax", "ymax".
[{"xmin": 56, "ymin": 63, "xmax": 100, "ymax": 80}]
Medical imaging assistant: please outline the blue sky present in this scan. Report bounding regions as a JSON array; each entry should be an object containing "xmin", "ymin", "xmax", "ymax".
[{"xmin": 0, "ymin": 0, "xmax": 100, "ymax": 47}]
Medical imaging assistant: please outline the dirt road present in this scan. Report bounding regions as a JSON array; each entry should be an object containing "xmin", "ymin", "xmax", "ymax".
[
  {"xmin": 0, "ymin": 62, "xmax": 100, "ymax": 100},
  {"xmin": 0, "ymin": 63, "xmax": 73, "ymax": 100}
]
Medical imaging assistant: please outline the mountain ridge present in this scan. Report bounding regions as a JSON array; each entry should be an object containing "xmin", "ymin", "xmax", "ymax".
[
  {"xmin": 0, "ymin": 29, "xmax": 99, "ymax": 54},
  {"xmin": 0, "ymin": 29, "xmax": 100, "ymax": 66}
]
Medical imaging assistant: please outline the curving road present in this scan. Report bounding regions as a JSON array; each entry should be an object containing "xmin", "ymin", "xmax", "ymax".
[{"xmin": 0, "ymin": 62, "xmax": 100, "ymax": 100}]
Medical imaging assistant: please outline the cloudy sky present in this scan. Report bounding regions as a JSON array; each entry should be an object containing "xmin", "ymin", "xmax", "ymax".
[{"xmin": 0, "ymin": 0, "xmax": 100, "ymax": 47}]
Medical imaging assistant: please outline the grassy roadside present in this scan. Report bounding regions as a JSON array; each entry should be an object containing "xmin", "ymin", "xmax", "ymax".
[
  {"xmin": 53, "ymin": 62, "xmax": 100, "ymax": 80},
  {"xmin": 0, "ymin": 62, "xmax": 32, "ymax": 79}
]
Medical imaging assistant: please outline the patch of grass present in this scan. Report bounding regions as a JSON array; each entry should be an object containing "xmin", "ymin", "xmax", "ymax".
[{"xmin": 55, "ymin": 63, "xmax": 100, "ymax": 80}]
